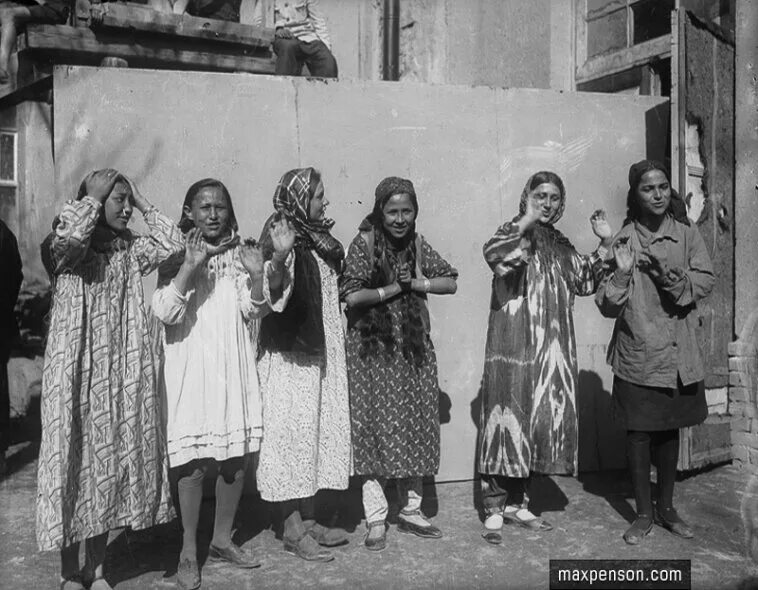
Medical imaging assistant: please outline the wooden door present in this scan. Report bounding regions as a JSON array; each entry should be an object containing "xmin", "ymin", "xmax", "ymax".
[{"xmin": 671, "ymin": 8, "xmax": 734, "ymax": 470}]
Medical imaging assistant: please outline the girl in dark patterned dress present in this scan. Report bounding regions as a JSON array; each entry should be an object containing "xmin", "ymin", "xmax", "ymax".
[
  {"xmin": 478, "ymin": 171, "xmax": 613, "ymax": 545},
  {"xmin": 340, "ymin": 176, "xmax": 458, "ymax": 551},
  {"xmin": 596, "ymin": 160, "xmax": 713, "ymax": 544}
]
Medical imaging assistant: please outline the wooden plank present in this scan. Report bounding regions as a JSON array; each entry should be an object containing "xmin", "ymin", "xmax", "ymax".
[
  {"xmin": 575, "ymin": 34, "xmax": 670, "ymax": 83},
  {"xmin": 22, "ymin": 26, "xmax": 275, "ymax": 74},
  {"xmin": 0, "ymin": 75, "xmax": 51, "ymax": 109},
  {"xmin": 92, "ymin": 2, "xmax": 273, "ymax": 48}
]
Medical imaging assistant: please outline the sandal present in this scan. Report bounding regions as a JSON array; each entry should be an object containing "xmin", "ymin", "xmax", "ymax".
[{"xmin": 502, "ymin": 508, "xmax": 553, "ymax": 531}]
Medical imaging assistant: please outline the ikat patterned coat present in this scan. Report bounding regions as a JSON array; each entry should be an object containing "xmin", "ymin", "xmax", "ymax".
[{"xmin": 478, "ymin": 221, "xmax": 605, "ymax": 477}]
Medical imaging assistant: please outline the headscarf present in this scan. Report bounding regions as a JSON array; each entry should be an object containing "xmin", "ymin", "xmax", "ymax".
[
  {"xmin": 351, "ymin": 175, "xmax": 428, "ymax": 368},
  {"xmin": 624, "ymin": 159, "xmax": 690, "ymax": 226},
  {"xmin": 258, "ymin": 167, "xmax": 342, "ymax": 359},
  {"xmin": 268, "ymin": 167, "xmax": 344, "ymax": 265},
  {"xmin": 514, "ymin": 171, "xmax": 575, "ymax": 280}
]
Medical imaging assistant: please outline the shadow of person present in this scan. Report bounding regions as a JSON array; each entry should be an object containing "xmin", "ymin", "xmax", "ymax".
[
  {"xmin": 575, "ymin": 370, "xmax": 635, "ymax": 523},
  {"xmin": 469, "ymin": 380, "xmax": 484, "ymax": 521},
  {"xmin": 438, "ymin": 388, "xmax": 452, "ymax": 425}
]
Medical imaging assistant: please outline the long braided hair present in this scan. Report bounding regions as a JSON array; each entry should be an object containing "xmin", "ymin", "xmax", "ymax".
[{"xmin": 356, "ymin": 176, "xmax": 428, "ymax": 368}]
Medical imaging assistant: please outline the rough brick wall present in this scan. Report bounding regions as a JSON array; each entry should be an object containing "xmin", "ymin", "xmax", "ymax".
[{"xmin": 730, "ymin": 312, "xmax": 758, "ymax": 467}]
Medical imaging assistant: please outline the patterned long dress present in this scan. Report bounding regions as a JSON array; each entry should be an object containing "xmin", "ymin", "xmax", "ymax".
[
  {"xmin": 478, "ymin": 221, "xmax": 604, "ymax": 478},
  {"xmin": 256, "ymin": 251, "xmax": 351, "ymax": 502},
  {"xmin": 36, "ymin": 197, "xmax": 182, "ymax": 551},
  {"xmin": 340, "ymin": 233, "xmax": 458, "ymax": 478}
]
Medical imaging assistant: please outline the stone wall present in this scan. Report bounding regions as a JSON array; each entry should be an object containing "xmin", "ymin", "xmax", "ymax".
[{"xmin": 731, "ymin": 312, "xmax": 758, "ymax": 468}]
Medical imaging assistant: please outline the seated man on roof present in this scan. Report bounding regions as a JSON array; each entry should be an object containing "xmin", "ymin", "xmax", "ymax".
[
  {"xmin": 0, "ymin": 0, "xmax": 69, "ymax": 84},
  {"xmin": 253, "ymin": 0, "xmax": 337, "ymax": 78}
]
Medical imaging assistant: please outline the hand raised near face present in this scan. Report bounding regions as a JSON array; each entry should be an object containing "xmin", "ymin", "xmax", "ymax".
[
  {"xmin": 240, "ymin": 240, "xmax": 265, "ymax": 278},
  {"xmin": 590, "ymin": 209, "xmax": 614, "ymax": 241},
  {"xmin": 84, "ymin": 169, "xmax": 119, "ymax": 203},
  {"xmin": 120, "ymin": 174, "xmax": 152, "ymax": 214},
  {"xmin": 269, "ymin": 217, "xmax": 296, "ymax": 260},
  {"xmin": 183, "ymin": 229, "xmax": 209, "ymax": 270}
]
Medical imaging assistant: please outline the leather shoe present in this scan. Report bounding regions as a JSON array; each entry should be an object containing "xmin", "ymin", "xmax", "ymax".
[
  {"xmin": 364, "ymin": 521, "xmax": 387, "ymax": 552},
  {"xmin": 655, "ymin": 508, "xmax": 694, "ymax": 539},
  {"xmin": 481, "ymin": 530, "xmax": 502, "ymax": 545},
  {"xmin": 623, "ymin": 515, "xmax": 653, "ymax": 545},
  {"xmin": 503, "ymin": 509, "xmax": 553, "ymax": 531},
  {"xmin": 283, "ymin": 534, "xmax": 335, "ymax": 562},
  {"xmin": 307, "ymin": 523, "xmax": 349, "ymax": 547},
  {"xmin": 208, "ymin": 543, "xmax": 262, "ymax": 569},
  {"xmin": 176, "ymin": 558, "xmax": 201, "ymax": 590},
  {"xmin": 397, "ymin": 515, "xmax": 443, "ymax": 539}
]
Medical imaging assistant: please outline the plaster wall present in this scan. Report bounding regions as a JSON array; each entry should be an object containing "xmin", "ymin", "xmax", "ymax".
[{"xmin": 50, "ymin": 66, "xmax": 666, "ymax": 480}]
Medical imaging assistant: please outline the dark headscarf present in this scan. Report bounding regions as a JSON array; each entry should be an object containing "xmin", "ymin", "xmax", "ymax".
[
  {"xmin": 624, "ymin": 159, "xmax": 690, "ymax": 226},
  {"xmin": 351, "ymin": 176, "xmax": 428, "ymax": 368},
  {"xmin": 258, "ymin": 167, "xmax": 343, "ymax": 359}
]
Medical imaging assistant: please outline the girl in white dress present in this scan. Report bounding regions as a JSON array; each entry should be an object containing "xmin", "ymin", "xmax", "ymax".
[{"xmin": 153, "ymin": 178, "xmax": 294, "ymax": 590}]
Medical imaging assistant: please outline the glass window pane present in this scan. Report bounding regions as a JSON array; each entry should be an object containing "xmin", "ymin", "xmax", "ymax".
[{"xmin": 0, "ymin": 133, "xmax": 15, "ymax": 182}]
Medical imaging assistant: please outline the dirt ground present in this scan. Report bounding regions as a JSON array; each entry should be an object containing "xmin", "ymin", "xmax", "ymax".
[{"xmin": 1, "ymin": 440, "xmax": 756, "ymax": 590}]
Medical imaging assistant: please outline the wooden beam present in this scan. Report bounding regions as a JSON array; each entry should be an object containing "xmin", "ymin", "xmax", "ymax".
[
  {"xmin": 92, "ymin": 2, "xmax": 274, "ymax": 49},
  {"xmin": 575, "ymin": 34, "xmax": 670, "ymax": 83},
  {"xmin": 21, "ymin": 25, "xmax": 275, "ymax": 74},
  {"xmin": 0, "ymin": 75, "xmax": 51, "ymax": 109}
]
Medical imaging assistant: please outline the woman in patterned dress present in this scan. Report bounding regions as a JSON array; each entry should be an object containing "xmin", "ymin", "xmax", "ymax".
[
  {"xmin": 256, "ymin": 167, "xmax": 351, "ymax": 562},
  {"xmin": 478, "ymin": 171, "xmax": 613, "ymax": 545},
  {"xmin": 152, "ymin": 179, "xmax": 296, "ymax": 589},
  {"xmin": 36, "ymin": 169, "xmax": 183, "ymax": 590},
  {"xmin": 340, "ymin": 176, "xmax": 458, "ymax": 551}
]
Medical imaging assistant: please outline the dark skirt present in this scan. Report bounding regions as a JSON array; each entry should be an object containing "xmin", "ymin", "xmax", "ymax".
[{"xmin": 613, "ymin": 375, "xmax": 708, "ymax": 431}]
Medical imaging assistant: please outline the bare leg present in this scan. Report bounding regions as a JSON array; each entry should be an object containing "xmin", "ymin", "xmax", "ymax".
[{"xmin": 0, "ymin": 6, "xmax": 31, "ymax": 83}]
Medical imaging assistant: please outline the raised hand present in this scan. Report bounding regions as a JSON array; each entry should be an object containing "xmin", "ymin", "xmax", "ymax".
[
  {"xmin": 84, "ymin": 169, "xmax": 119, "ymax": 203},
  {"xmin": 522, "ymin": 194, "xmax": 543, "ymax": 226},
  {"xmin": 590, "ymin": 209, "xmax": 613, "ymax": 243},
  {"xmin": 270, "ymin": 217, "xmax": 296, "ymax": 260},
  {"xmin": 121, "ymin": 174, "xmax": 152, "ymax": 214},
  {"xmin": 638, "ymin": 241, "xmax": 670, "ymax": 283},
  {"xmin": 240, "ymin": 240, "xmax": 265, "ymax": 278},
  {"xmin": 612, "ymin": 237, "xmax": 634, "ymax": 275},
  {"xmin": 183, "ymin": 229, "xmax": 209, "ymax": 270}
]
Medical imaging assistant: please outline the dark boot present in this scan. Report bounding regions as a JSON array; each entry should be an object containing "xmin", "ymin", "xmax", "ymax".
[
  {"xmin": 653, "ymin": 430, "xmax": 694, "ymax": 539},
  {"xmin": 624, "ymin": 431, "xmax": 654, "ymax": 545}
]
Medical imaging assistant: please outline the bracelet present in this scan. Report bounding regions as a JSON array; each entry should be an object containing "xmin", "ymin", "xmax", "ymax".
[
  {"xmin": 377, "ymin": 287, "xmax": 386, "ymax": 302},
  {"xmin": 423, "ymin": 278, "xmax": 431, "ymax": 293}
]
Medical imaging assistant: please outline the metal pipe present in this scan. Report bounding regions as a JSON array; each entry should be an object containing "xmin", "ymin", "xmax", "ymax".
[{"xmin": 383, "ymin": 0, "xmax": 400, "ymax": 81}]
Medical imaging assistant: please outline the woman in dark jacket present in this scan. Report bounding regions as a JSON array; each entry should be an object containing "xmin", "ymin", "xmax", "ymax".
[{"xmin": 596, "ymin": 160, "xmax": 715, "ymax": 545}]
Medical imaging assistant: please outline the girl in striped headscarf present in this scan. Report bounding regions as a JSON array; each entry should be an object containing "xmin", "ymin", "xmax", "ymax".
[
  {"xmin": 256, "ymin": 167, "xmax": 351, "ymax": 562},
  {"xmin": 477, "ymin": 171, "xmax": 613, "ymax": 545}
]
